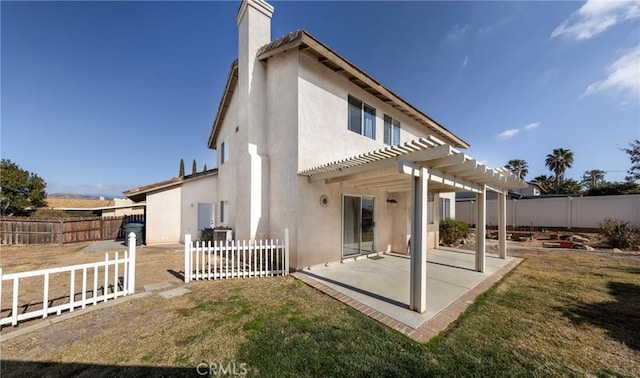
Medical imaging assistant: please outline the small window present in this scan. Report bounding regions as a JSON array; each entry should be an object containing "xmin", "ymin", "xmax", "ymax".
[
  {"xmin": 439, "ymin": 197, "xmax": 451, "ymax": 220},
  {"xmin": 220, "ymin": 200, "xmax": 229, "ymax": 224},
  {"xmin": 383, "ymin": 115, "xmax": 401, "ymax": 146},
  {"xmin": 220, "ymin": 136, "xmax": 230, "ymax": 164},
  {"xmin": 427, "ymin": 193, "xmax": 434, "ymax": 225},
  {"xmin": 347, "ymin": 95, "xmax": 376, "ymax": 140}
]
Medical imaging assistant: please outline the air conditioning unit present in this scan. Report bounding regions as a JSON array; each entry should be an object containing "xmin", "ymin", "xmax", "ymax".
[{"xmin": 213, "ymin": 229, "xmax": 233, "ymax": 242}]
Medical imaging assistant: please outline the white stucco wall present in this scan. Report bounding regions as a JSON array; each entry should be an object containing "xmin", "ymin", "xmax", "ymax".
[
  {"xmin": 285, "ymin": 52, "xmax": 452, "ymax": 268},
  {"xmin": 181, "ymin": 175, "xmax": 218, "ymax": 243},
  {"xmin": 146, "ymin": 186, "xmax": 181, "ymax": 244},
  {"xmin": 266, "ymin": 50, "xmax": 299, "ymax": 251},
  {"xmin": 216, "ymin": 90, "xmax": 239, "ymax": 231},
  {"xmin": 297, "ymin": 52, "xmax": 442, "ymax": 171}
]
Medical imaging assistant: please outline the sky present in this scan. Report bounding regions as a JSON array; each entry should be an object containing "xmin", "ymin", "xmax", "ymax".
[{"xmin": 2, "ymin": 1, "xmax": 639, "ymax": 197}]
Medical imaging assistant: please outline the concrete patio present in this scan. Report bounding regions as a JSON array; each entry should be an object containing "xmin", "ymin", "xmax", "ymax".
[{"xmin": 293, "ymin": 248, "xmax": 522, "ymax": 341}]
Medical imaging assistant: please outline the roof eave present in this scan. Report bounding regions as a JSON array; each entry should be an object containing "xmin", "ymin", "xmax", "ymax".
[
  {"xmin": 258, "ymin": 30, "xmax": 470, "ymax": 149},
  {"xmin": 208, "ymin": 60, "xmax": 239, "ymax": 149}
]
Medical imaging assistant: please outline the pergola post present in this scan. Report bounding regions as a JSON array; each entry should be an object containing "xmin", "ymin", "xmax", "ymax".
[
  {"xmin": 399, "ymin": 161, "xmax": 429, "ymax": 314},
  {"xmin": 410, "ymin": 167, "xmax": 428, "ymax": 313},
  {"xmin": 498, "ymin": 190, "xmax": 507, "ymax": 259},
  {"xmin": 475, "ymin": 185, "xmax": 486, "ymax": 272}
]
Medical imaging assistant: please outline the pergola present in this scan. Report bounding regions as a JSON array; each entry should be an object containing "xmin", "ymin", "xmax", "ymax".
[{"xmin": 299, "ymin": 136, "xmax": 527, "ymax": 313}]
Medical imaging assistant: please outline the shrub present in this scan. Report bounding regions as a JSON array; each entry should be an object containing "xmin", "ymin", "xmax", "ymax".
[
  {"xmin": 199, "ymin": 228, "xmax": 215, "ymax": 243},
  {"xmin": 199, "ymin": 226, "xmax": 232, "ymax": 243},
  {"xmin": 599, "ymin": 218, "xmax": 639, "ymax": 249},
  {"xmin": 439, "ymin": 218, "xmax": 470, "ymax": 246}
]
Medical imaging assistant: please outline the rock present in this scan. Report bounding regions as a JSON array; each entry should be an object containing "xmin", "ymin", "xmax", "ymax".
[
  {"xmin": 570, "ymin": 235, "xmax": 590, "ymax": 243},
  {"xmin": 633, "ymin": 245, "xmax": 640, "ymax": 252},
  {"xmin": 585, "ymin": 245, "xmax": 595, "ymax": 251},
  {"xmin": 575, "ymin": 244, "xmax": 595, "ymax": 251},
  {"xmin": 613, "ymin": 248, "xmax": 622, "ymax": 253}
]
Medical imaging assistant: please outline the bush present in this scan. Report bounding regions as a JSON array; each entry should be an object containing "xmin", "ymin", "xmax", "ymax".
[
  {"xmin": 599, "ymin": 218, "xmax": 639, "ymax": 249},
  {"xmin": 199, "ymin": 228, "xmax": 216, "ymax": 243},
  {"xmin": 199, "ymin": 226, "xmax": 233, "ymax": 243},
  {"xmin": 439, "ymin": 218, "xmax": 470, "ymax": 246}
]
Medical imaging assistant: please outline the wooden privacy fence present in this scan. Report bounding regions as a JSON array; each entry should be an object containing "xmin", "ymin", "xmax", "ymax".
[
  {"xmin": 0, "ymin": 214, "xmax": 145, "ymax": 245},
  {"xmin": 184, "ymin": 229, "xmax": 289, "ymax": 282},
  {"xmin": 0, "ymin": 233, "xmax": 137, "ymax": 327}
]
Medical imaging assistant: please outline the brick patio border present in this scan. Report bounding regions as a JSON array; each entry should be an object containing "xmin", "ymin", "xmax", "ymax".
[{"xmin": 292, "ymin": 257, "xmax": 523, "ymax": 343}]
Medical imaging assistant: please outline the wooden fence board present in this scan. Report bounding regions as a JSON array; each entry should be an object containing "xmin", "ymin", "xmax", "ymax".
[{"xmin": 0, "ymin": 215, "xmax": 145, "ymax": 245}]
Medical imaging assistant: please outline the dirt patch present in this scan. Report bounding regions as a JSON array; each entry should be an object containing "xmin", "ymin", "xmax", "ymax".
[{"xmin": 1, "ymin": 242, "xmax": 186, "ymax": 333}]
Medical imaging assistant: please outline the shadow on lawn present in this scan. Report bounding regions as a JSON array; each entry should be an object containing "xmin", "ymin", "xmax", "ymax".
[
  {"xmin": 559, "ymin": 281, "xmax": 640, "ymax": 351},
  {"xmin": 0, "ymin": 360, "xmax": 199, "ymax": 377}
]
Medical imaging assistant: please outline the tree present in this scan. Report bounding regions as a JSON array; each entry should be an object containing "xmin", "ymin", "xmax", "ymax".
[
  {"xmin": 0, "ymin": 159, "xmax": 47, "ymax": 216},
  {"xmin": 545, "ymin": 148, "xmax": 574, "ymax": 194},
  {"xmin": 623, "ymin": 139, "xmax": 640, "ymax": 182},
  {"xmin": 504, "ymin": 159, "xmax": 529, "ymax": 179},
  {"xmin": 581, "ymin": 169, "xmax": 606, "ymax": 190},
  {"xmin": 192, "ymin": 159, "xmax": 197, "ymax": 175},
  {"xmin": 203, "ymin": 164, "xmax": 208, "ymax": 172},
  {"xmin": 560, "ymin": 178, "xmax": 582, "ymax": 194},
  {"xmin": 532, "ymin": 174, "xmax": 554, "ymax": 194},
  {"xmin": 585, "ymin": 181, "xmax": 640, "ymax": 196},
  {"xmin": 179, "ymin": 159, "xmax": 185, "ymax": 177}
]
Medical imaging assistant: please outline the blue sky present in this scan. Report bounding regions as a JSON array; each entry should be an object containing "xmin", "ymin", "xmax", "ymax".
[{"xmin": 2, "ymin": 1, "xmax": 639, "ymax": 197}]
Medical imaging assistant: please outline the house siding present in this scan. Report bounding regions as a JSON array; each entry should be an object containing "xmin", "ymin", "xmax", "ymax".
[
  {"xmin": 181, "ymin": 175, "xmax": 217, "ymax": 242},
  {"xmin": 266, "ymin": 50, "xmax": 300, "ymax": 265},
  {"xmin": 146, "ymin": 186, "xmax": 182, "ymax": 244},
  {"xmin": 216, "ymin": 89, "xmax": 239, "ymax": 231}
]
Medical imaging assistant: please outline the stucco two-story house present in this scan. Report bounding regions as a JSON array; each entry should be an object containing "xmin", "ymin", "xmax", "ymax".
[
  {"xmin": 127, "ymin": 0, "xmax": 525, "ymax": 312},
  {"xmin": 207, "ymin": 0, "xmax": 526, "ymax": 290}
]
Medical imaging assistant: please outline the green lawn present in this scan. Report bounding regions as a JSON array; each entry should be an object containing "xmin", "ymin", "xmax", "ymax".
[{"xmin": 2, "ymin": 249, "xmax": 639, "ymax": 377}]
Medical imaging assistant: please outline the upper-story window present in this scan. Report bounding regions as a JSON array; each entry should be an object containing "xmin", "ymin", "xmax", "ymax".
[
  {"xmin": 348, "ymin": 95, "xmax": 376, "ymax": 140},
  {"xmin": 384, "ymin": 115, "xmax": 401, "ymax": 146},
  {"xmin": 220, "ymin": 136, "xmax": 230, "ymax": 164}
]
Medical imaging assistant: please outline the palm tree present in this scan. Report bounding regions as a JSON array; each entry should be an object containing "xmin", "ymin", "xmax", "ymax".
[
  {"xmin": 504, "ymin": 159, "xmax": 529, "ymax": 179},
  {"xmin": 560, "ymin": 178, "xmax": 582, "ymax": 194},
  {"xmin": 532, "ymin": 174, "xmax": 554, "ymax": 194},
  {"xmin": 545, "ymin": 148, "xmax": 574, "ymax": 194},
  {"xmin": 581, "ymin": 169, "xmax": 606, "ymax": 190}
]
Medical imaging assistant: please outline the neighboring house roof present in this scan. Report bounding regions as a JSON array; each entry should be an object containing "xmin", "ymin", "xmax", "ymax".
[
  {"xmin": 51, "ymin": 203, "xmax": 147, "ymax": 212},
  {"xmin": 208, "ymin": 29, "xmax": 470, "ymax": 149},
  {"xmin": 46, "ymin": 198, "xmax": 112, "ymax": 209},
  {"xmin": 123, "ymin": 169, "xmax": 218, "ymax": 203}
]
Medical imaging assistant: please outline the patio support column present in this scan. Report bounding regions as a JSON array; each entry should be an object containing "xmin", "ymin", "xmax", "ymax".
[
  {"xmin": 475, "ymin": 185, "xmax": 486, "ymax": 273},
  {"xmin": 399, "ymin": 160, "xmax": 428, "ymax": 313},
  {"xmin": 498, "ymin": 190, "xmax": 507, "ymax": 259},
  {"xmin": 409, "ymin": 166, "xmax": 428, "ymax": 313}
]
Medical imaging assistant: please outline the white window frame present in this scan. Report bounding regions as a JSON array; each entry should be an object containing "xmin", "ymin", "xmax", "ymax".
[
  {"xmin": 220, "ymin": 136, "xmax": 230, "ymax": 164},
  {"xmin": 439, "ymin": 197, "xmax": 451, "ymax": 220},
  {"xmin": 383, "ymin": 114, "xmax": 401, "ymax": 146},
  {"xmin": 348, "ymin": 95, "xmax": 376, "ymax": 140},
  {"xmin": 220, "ymin": 200, "xmax": 229, "ymax": 224}
]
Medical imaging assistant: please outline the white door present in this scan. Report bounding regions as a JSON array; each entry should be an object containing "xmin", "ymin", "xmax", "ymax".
[{"xmin": 197, "ymin": 203, "xmax": 215, "ymax": 231}]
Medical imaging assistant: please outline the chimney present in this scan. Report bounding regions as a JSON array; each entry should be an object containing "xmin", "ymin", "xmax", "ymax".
[
  {"xmin": 236, "ymin": 0, "xmax": 273, "ymax": 146},
  {"xmin": 235, "ymin": 0, "xmax": 273, "ymax": 240}
]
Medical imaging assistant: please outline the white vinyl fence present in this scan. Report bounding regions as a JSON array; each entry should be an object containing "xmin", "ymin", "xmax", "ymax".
[
  {"xmin": 184, "ymin": 229, "xmax": 289, "ymax": 282},
  {"xmin": 456, "ymin": 194, "xmax": 640, "ymax": 229},
  {"xmin": 0, "ymin": 233, "xmax": 137, "ymax": 327}
]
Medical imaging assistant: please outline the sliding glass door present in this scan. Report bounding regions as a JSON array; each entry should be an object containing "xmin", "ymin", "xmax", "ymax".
[{"xmin": 342, "ymin": 195, "xmax": 375, "ymax": 257}]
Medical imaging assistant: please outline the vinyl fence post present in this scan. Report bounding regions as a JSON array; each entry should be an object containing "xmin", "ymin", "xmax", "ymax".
[
  {"xmin": 284, "ymin": 228, "xmax": 290, "ymax": 275},
  {"xmin": 128, "ymin": 232, "xmax": 136, "ymax": 294},
  {"xmin": 184, "ymin": 234, "xmax": 191, "ymax": 283}
]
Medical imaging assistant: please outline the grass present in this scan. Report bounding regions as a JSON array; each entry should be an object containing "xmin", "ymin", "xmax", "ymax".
[{"xmin": 1, "ymin": 249, "xmax": 639, "ymax": 377}]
